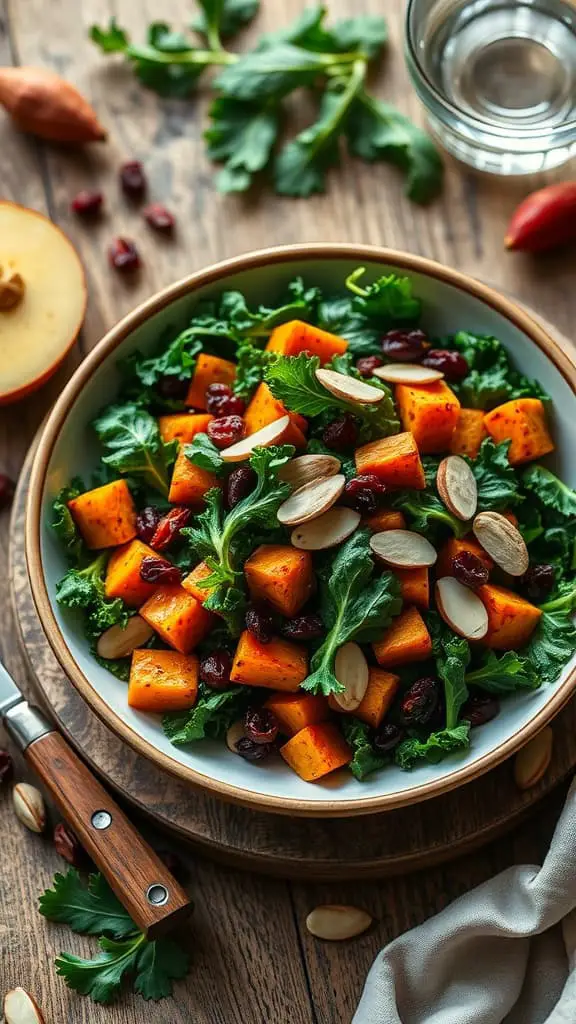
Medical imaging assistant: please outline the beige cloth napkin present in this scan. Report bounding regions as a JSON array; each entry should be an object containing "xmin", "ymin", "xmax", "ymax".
[{"xmin": 354, "ymin": 776, "xmax": 576, "ymax": 1024}]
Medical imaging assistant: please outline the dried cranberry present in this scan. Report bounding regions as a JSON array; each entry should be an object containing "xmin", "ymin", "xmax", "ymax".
[
  {"xmin": 120, "ymin": 160, "xmax": 147, "ymax": 199},
  {"xmin": 150, "ymin": 507, "xmax": 191, "ymax": 551},
  {"xmin": 234, "ymin": 737, "xmax": 274, "ymax": 762},
  {"xmin": 207, "ymin": 415, "xmax": 245, "ymax": 449},
  {"xmin": 109, "ymin": 237, "xmax": 140, "ymax": 272},
  {"xmin": 245, "ymin": 604, "xmax": 275, "ymax": 645},
  {"xmin": 0, "ymin": 750, "xmax": 13, "ymax": 784},
  {"xmin": 206, "ymin": 383, "xmax": 245, "ymax": 418},
  {"xmin": 54, "ymin": 822, "xmax": 86, "ymax": 868},
  {"xmin": 322, "ymin": 414, "xmax": 358, "ymax": 451},
  {"xmin": 244, "ymin": 708, "xmax": 279, "ymax": 745},
  {"xmin": 400, "ymin": 678, "xmax": 439, "ymax": 727},
  {"xmin": 281, "ymin": 614, "xmax": 324, "ymax": 642},
  {"xmin": 157, "ymin": 375, "xmax": 189, "ymax": 401},
  {"xmin": 422, "ymin": 349, "xmax": 469, "ymax": 381},
  {"xmin": 356, "ymin": 355, "xmax": 384, "ymax": 378},
  {"xmin": 71, "ymin": 190, "xmax": 103, "ymax": 216},
  {"xmin": 521, "ymin": 564, "xmax": 556, "ymax": 603},
  {"xmin": 226, "ymin": 466, "xmax": 257, "ymax": 509},
  {"xmin": 382, "ymin": 328, "xmax": 428, "ymax": 362},
  {"xmin": 373, "ymin": 723, "xmax": 404, "ymax": 754},
  {"xmin": 136, "ymin": 506, "xmax": 162, "ymax": 545},
  {"xmin": 462, "ymin": 692, "xmax": 500, "ymax": 728},
  {"xmin": 452, "ymin": 551, "xmax": 490, "ymax": 589},
  {"xmin": 156, "ymin": 849, "xmax": 189, "ymax": 883},
  {"xmin": 0, "ymin": 473, "xmax": 15, "ymax": 511},
  {"xmin": 344, "ymin": 474, "xmax": 387, "ymax": 514},
  {"xmin": 143, "ymin": 202, "xmax": 175, "ymax": 232},
  {"xmin": 200, "ymin": 651, "xmax": 233, "ymax": 690},
  {"xmin": 140, "ymin": 556, "xmax": 182, "ymax": 585}
]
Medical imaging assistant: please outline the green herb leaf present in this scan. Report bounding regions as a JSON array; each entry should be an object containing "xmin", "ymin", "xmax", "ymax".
[
  {"xmin": 317, "ymin": 295, "xmax": 381, "ymax": 355},
  {"xmin": 183, "ymin": 433, "xmax": 225, "ymax": 475},
  {"xmin": 449, "ymin": 332, "xmax": 549, "ymax": 410},
  {"xmin": 134, "ymin": 938, "xmax": 190, "ymax": 1000},
  {"xmin": 56, "ymin": 554, "xmax": 130, "ymax": 640},
  {"xmin": 163, "ymin": 685, "xmax": 251, "ymax": 743},
  {"xmin": 465, "ymin": 651, "xmax": 540, "ymax": 694},
  {"xmin": 55, "ymin": 935, "xmax": 146, "ymax": 1004},
  {"xmin": 326, "ymin": 15, "xmax": 387, "ymax": 59},
  {"xmin": 90, "ymin": 19, "xmax": 130, "ymax": 53},
  {"xmin": 524, "ymin": 605, "xmax": 576, "ymax": 684},
  {"xmin": 345, "ymin": 267, "xmax": 422, "ymax": 323},
  {"xmin": 93, "ymin": 403, "xmax": 178, "ymax": 498},
  {"xmin": 39, "ymin": 870, "xmax": 134, "ymax": 938},
  {"xmin": 522, "ymin": 465, "xmax": 576, "ymax": 519},
  {"xmin": 206, "ymin": 97, "xmax": 280, "ymax": 192},
  {"xmin": 342, "ymin": 719, "xmax": 387, "ymax": 780},
  {"xmin": 192, "ymin": 0, "xmax": 260, "ymax": 41},
  {"xmin": 121, "ymin": 328, "xmax": 203, "ymax": 396},
  {"xmin": 214, "ymin": 43, "xmax": 333, "ymax": 101},
  {"xmin": 430, "ymin": 621, "xmax": 470, "ymax": 729},
  {"xmin": 234, "ymin": 341, "xmax": 276, "ymax": 399},
  {"xmin": 51, "ymin": 479, "xmax": 85, "ymax": 563},
  {"xmin": 516, "ymin": 504, "xmax": 544, "ymax": 546},
  {"xmin": 394, "ymin": 724, "xmax": 470, "ymax": 769},
  {"xmin": 392, "ymin": 490, "xmax": 468, "ymax": 539},
  {"xmin": 467, "ymin": 439, "xmax": 523, "ymax": 512}
]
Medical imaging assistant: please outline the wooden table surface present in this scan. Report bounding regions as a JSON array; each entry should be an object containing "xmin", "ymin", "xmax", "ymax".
[{"xmin": 1, "ymin": 1, "xmax": 575, "ymax": 1021}]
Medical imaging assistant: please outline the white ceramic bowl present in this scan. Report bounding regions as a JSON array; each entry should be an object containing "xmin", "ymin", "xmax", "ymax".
[{"xmin": 26, "ymin": 244, "xmax": 576, "ymax": 816}]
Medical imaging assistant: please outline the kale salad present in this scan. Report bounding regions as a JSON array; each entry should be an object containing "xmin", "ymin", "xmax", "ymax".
[{"xmin": 52, "ymin": 268, "xmax": 576, "ymax": 784}]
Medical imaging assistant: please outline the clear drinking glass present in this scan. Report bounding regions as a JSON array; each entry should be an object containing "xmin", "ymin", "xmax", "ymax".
[{"xmin": 405, "ymin": 0, "xmax": 576, "ymax": 174}]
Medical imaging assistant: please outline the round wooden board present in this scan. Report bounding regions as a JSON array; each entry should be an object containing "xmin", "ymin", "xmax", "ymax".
[{"xmin": 11, "ymin": 309, "xmax": 576, "ymax": 880}]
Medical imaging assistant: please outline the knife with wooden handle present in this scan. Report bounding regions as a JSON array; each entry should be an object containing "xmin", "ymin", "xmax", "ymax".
[{"xmin": 0, "ymin": 661, "xmax": 192, "ymax": 939}]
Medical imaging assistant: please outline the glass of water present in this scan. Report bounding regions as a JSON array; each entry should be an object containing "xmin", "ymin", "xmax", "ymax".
[{"xmin": 405, "ymin": 0, "xmax": 576, "ymax": 174}]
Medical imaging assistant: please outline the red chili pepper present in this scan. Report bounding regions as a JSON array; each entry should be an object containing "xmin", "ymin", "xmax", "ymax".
[
  {"xmin": 505, "ymin": 182, "xmax": 576, "ymax": 253},
  {"xmin": 150, "ymin": 506, "xmax": 191, "ymax": 551}
]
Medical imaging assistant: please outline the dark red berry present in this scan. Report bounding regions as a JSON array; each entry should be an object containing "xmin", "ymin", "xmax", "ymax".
[
  {"xmin": 400, "ymin": 678, "xmax": 439, "ymax": 727},
  {"xmin": 199, "ymin": 651, "xmax": 233, "ymax": 690},
  {"xmin": 281, "ymin": 614, "xmax": 324, "ymax": 642},
  {"xmin": 109, "ymin": 237, "xmax": 140, "ymax": 272},
  {"xmin": 356, "ymin": 355, "xmax": 384, "ymax": 377},
  {"xmin": 462, "ymin": 693, "xmax": 500, "ymax": 728},
  {"xmin": 136, "ymin": 506, "xmax": 162, "ymax": 545},
  {"xmin": 0, "ymin": 750, "xmax": 13, "ymax": 784},
  {"xmin": 234, "ymin": 737, "xmax": 274, "ymax": 762},
  {"xmin": 245, "ymin": 604, "xmax": 275, "ymax": 645},
  {"xmin": 382, "ymin": 328, "xmax": 428, "ymax": 362},
  {"xmin": 158, "ymin": 375, "xmax": 189, "ymax": 401},
  {"xmin": 322, "ymin": 414, "xmax": 358, "ymax": 451},
  {"xmin": 140, "ymin": 556, "xmax": 182, "ymax": 585},
  {"xmin": 207, "ymin": 415, "xmax": 245, "ymax": 449},
  {"xmin": 452, "ymin": 551, "xmax": 490, "ymax": 589},
  {"xmin": 143, "ymin": 202, "xmax": 175, "ymax": 232},
  {"xmin": 0, "ymin": 473, "xmax": 15, "ymax": 511},
  {"xmin": 54, "ymin": 822, "xmax": 86, "ymax": 868},
  {"xmin": 206, "ymin": 383, "xmax": 245, "ymax": 418},
  {"xmin": 150, "ymin": 507, "xmax": 191, "ymax": 551},
  {"xmin": 226, "ymin": 466, "xmax": 257, "ymax": 509},
  {"xmin": 244, "ymin": 708, "xmax": 279, "ymax": 745},
  {"xmin": 344, "ymin": 474, "xmax": 387, "ymax": 514},
  {"xmin": 422, "ymin": 349, "xmax": 469, "ymax": 381},
  {"xmin": 521, "ymin": 564, "xmax": 556, "ymax": 603},
  {"xmin": 71, "ymin": 190, "xmax": 103, "ymax": 216},
  {"xmin": 373, "ymin": 723, "xmax": 404, "ymax": 754},
  {"xmin": 120, "ymin": 160, "xmax": 147, "ymax": 199}
]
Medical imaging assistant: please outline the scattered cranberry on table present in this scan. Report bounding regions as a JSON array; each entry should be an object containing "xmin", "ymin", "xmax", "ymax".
[
  {"xmin": 136, "ymin": 505, "xmax": 162, "ymax": 545},
  {"xmin": 207, "ymin": 414, "xmax": 245, "ymax": 448},
  {"xmin": 234, "ymin": 737, "xmax": 274, "ymax": 762},
  {"xmin": 0, "ymin": 473, "xmax": 15, "ymax": 511},
  {"xmin": 0, "ymin": 749, "xmax": 13, "ymax": 784},
  {"xmin": 372, "ymin": 723, "xmax": 404, "ymax": 754},
  {"xmin": 71, "ymin": 190, "xmax": 103, "ymax": 216},
  {"xmin": 245, "ymin": 604, "xmax": 275, "ymax": 644},
  {"xmin": 143, "ymin": 202, "xmax": 175, "ymax": 232},
  {"xmin": 199, "ymin": 651, "xmax": 233, "ymax": 690},
  {"xmin": 108, "ymin": 237, "xmax": 141, "ymax": 273},
  {"xmin": 344, "ymin": 474, "xmax": 387, "ymax": 515},
  {"xmin": 400, "ymin": 678, "xmax": 439, "ymax": 727},
  {"xmin": 381, "ymin": 328, "xmax": 428, "ymax": 362},
  {"xmin": 452, "ymin": 551, "xmax": 490, "ymax": 589},
  {"xmin": 205, "ymin": 382, "xmax": 245, "ymax": 418},
  {"xmin": 226, "ymin": 466, "xmax": 257, "ymax": 509},
  {"xmin": 356, "ymin": 355, "xmax": 384, "ymax": 377},
  {"xmin": 521, "ymin": 564, "xmax": 556, "ymax": 603},
  {"xmin": 422, "ymin": 349, "xmax": 469, "ymax": 381},
  {"xmin": 150, "ymin": 507, "xmax": 191, "ymax": 551},
  {"xmin": 139, "ymin": 556, "xmax": 182, "ymax": 586},
  {"xmin": 322, "ymin": 413, "xmax": 358, "ymax": 451},
  {"xmin": 119, "ymin": 160, "xmax": 147, "ymax": 200},
  {"xmin": 53, "ymin": 822, "xmax": 86, "ymax": 868},
  {"xmin": 244, "ymin": 708, "xmax": 279, "ymax": 745},
  {"xmin": 462, "ymin": 693, "xmax": 500, "ymax": 728},
  {"xmin": 281, "ymin": 613, "xmax": 324, "ymax": 642}
]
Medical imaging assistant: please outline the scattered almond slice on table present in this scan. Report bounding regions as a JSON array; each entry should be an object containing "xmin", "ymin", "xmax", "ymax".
[
  {"xmin": 373, "ymin": 363, "xmax": 444, "ymax": 385},
  {"xmin": 514, "ymin": 727, "xmax": 553, "ymax": 790},
  {"xmin": 279, "ymin": 453, "xmax": 341, "ymax": 488},
  {"xmin": 12, "ymin": 782, "xmax": 45, "ymax": 833},
  {"xmin": 437, "ymin": 455, "xmax": 478, "ymax": 521},
  {"xmin": 277, "ymin": 474, "xmax": 346, "ymax": 526},
  {"xmin": 370, "ymin": 529, "xmax": 437, "ymax": 568},
  {"xmin": 291, "ymin": 507, "xmax": 360, "ymax": 550},
  {"xmin": 4, "ymin": 988, "xmax": 46, "ymax": 1024},
  {"xmin": 473, "ymin": 511, "xmax": 529, "ymax": 577},
  {"xmin": 435, "ymin": 577, "xmax": 489, "ymax": 639},
  {"xmin": 306, "ymin": 905, "xmax": 373, "ymax": 941},
  {"xmin": 220, "ymin": 415, "xmax": 291, "ymax": 462},
  {"xmin": 333, "ymin": 642, "xmax": 369, "ymax": 711},
  {"xmin": 315, "ymin": 368, "xmax": 384, "ymax": 404}
]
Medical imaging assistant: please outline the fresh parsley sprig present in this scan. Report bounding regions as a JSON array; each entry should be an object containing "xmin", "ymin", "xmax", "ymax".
[{"xmin": 92, "ymin": 403, "xmax": 178, "ymax": 499}]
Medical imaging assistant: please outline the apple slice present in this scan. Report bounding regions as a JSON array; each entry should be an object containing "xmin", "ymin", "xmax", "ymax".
[{"xmin": 0, "ymin": 201, "xmax": 86, "ymax": 403}]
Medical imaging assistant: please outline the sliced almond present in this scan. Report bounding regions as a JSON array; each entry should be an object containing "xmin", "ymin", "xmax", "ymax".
[
  {"xmin": 279, "ymin": 453, "xmax": 341, "ymax": 488},
  {"xmin": 333, "ymin": 642, "xmax": 369, "ymax": 711},
  {"xmin": 226, "ymin": 720, "xmax": 246, "ymax": 753},
  {"xmin": 315, "ymin": 368, "xmax": 384, "ymax": 405},
  {"xmin": 472, "ymin": 512, "xmax": 529, "ymax": 577},
  {"xmin": 373, "ymin": 363, "xmax": 444, "ymax": 385},
  {"xmin": 4, "ymin": 988, "xmax": 46, "ymax": 1024},
  {"xmin": 277, "ymin": 474, "xmax": 346, "ymax": 527},
  {"xmin": 291, "ymin": 507, "xmax": 360, "ymax": 551},
  {"xmin": 437, "ymin": 456, "xmax": 478, "ymax": 521},
  {"xmin": 96, "ymin": 615, "xmax": 154, "ymax": 660},
  {"xmin": 306, "ymin": 905, "xmax": 373, "ymax": 941},
  {"xmin": 220, "ymin": 415, "xmax": 290, "ymax": 462},
  {"xmin": 435, "ymin": 577, "xmax": 489, "ymax": 640},
  {"xmin": 514, "ymin": 727, "xmax": 553, "ymax": 790},
  {"xmin": 370, "ymin": 529, "xmax": 437, "ymax": 568}
]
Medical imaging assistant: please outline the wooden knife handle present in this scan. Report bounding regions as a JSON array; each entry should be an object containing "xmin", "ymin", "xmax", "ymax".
[{"xmin": 26, "ymin": 731, "xmax": 192, "ymax": 939}]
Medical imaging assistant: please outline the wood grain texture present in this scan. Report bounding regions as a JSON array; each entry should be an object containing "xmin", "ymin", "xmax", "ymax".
[{"xmin": 1, "ymin": 0, "xmax": 576, "ymax": 1020}]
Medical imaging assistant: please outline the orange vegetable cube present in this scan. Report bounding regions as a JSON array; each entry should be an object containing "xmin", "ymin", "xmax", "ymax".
[
  {"xmin": 373, "ymin": 606, "xmax": 433, "ymax": 668},
  {"xmin": 477, "ymin": 584, "xmax": 542, "ymax": 650},
  {"xmin": 355, "ymin": 669, "xmax": 400, "ymax": 729},
  {"xmin": 266, "ymin": 319, "xmax": 348, "ymax": 365},
  {"xmin": 230, "ymin": 631, "xmax": 308, "ymax": 691},
  {"xmin": 140, "ymin": 585, "xmax": 213, "ymax": 654},
  {"xmin": 450, "ymin": 408, "xmax": 487, "ymax": 459},
  {"xmin": 395, "ymin": 567, "xmax": 429, "ymax": 609},
  {"xmin": 435, "ymin": 537, "xmax": 493, "ymax": 579},
  {"xmin": 355, "ymin": 432, "xmax": 426, "ymax": 490},
  {"xmin": 264, "ymin": 692, "xmax": 330, "ymax": 736},
  {"xmin": 158, "ymin": 413, "xmax": 213, "ymax": 446},
  {"xmin": 185, "ymin": 353, "xmax": 236, "ymax": 410},
  {"xmin": 244, "ymin": 544, "xmax": 314, "ymax": 617},
  {"xmin": 68, "ymin": 479, "xmax": 137, "ymax": 550},
  {"xmin": 364, "ymin": 509, "xmax": 406, "ymax": 532},
  {"xmin": 280, "ymin": 723, "xmax": 351, "ymax": 782},
  {"xmin": 396, "ymin": 381, "xmax": 461, "ymax": 454},
  {"xmin": 168, "ymin": 449, "xmax": 219, "ymax": 506},
  {"xmin": 128, "ymin": 649, "xmax": 199, "ymax": 713},
  {"xmin": 105, "ymin": 539, "xmax": 160, "ymax": 607},
  {"xmin": 483, "ymin": 399, "xmax": 554, "ymax": 466},
  {"xmin": 182, "ymin": 561, "xmax": 215, "ymax": 604},
  {"xmin": 244, "ymin": 381, "xmax": 307, "ymax": 440}
]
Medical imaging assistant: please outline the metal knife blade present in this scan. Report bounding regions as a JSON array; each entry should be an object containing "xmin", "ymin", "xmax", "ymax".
[{"xmin": 0, "ymin": 661, "xmax": 53, "ymax": 750}]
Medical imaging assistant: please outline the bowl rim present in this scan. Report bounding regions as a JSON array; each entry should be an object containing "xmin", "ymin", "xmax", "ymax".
[{"xmin": 25, "ymin": 242, "xmax": 576, "ymax": 817}]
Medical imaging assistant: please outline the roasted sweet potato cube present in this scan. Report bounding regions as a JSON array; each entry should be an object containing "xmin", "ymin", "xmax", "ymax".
[
  {"xmin": 364, "ymin": 509, "xmax": 407, "ymax": 532},
  {"xmin": 355, "ymin": 669, "xmax": 400, "ymax": 729},
  {"xmin": 395, "ymin": 567, "xmax": 429, "ymax": 609},
  {"xmin": 182, "ymin": 561, "xmax": 215, "ymax": 604},
  {"xmin": 355, "ymin": 432, "xmax": 426, "ymax": 490},
  {"xmin": 230, "ymin": 631, "xmax": 308, "ymax": 691},
  {"xmin": 396, "ymin": 381, "xmax": 461, "ymax": 454},
  {"xmin": 128, "ymin": 649, "xmax": 199, "ymax": 713},
  {"xmin": 450, "ymin": 408, "xmax": 487, "ymax": 459},
  {"xmin": 244, "ymin": 382, "xmax": 308, "ymax": 441},
  {"xmin": 266, "ymin": 319, "xmax": 348, "ymax": 364},
  {"xmin": 105, "ymin": 539, "xmax": 160, "ymax": 607},
  {"xmin": 140, "ymin": 585, "xmax": 213, "ymax": 654},
  {"xmin": 158, "ymin": 413, "xmax": 213, "ymax": 446},
  {"xmin": 264, "ymin": 692, "xmax": 330, "ymax": 736},
  {"xmin": 168, "ymin": 449, "xmax": 219, "ymax": 506},
  {"xmin": 280, "ymin": 723, "xmax": 351, "ymax": 781},
  {"xmin": 435, "ymin": 537, "xmax": 493, "ymax": 579},
  {"xmin": 372, "ymin": 606, "xmax": 433, "ymax": 668},
  {"xmin": 244, "ymin": 544, "xmax": 314, "ymax": 617},
  {"xmin": 185, "ymin": 353, "xmax": 236, "ymax": 410},
  {"xmin": 484, "ymin": 399, "xmax": 554, "ymax": 466},
  {"xmin": 477, "ymin": 584, "xmax": 542, "ymax": 650},
  {"xmin": 68, "ymin": 479, "xmax": 137, "ymax": 550}
]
